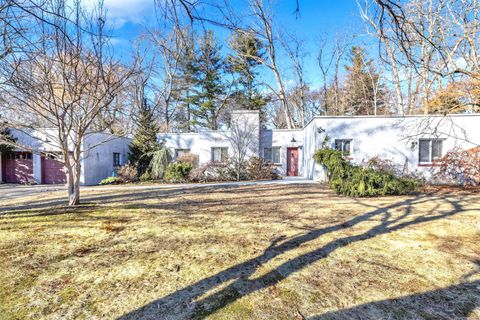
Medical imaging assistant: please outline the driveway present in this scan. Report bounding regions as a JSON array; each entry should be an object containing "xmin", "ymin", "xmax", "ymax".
[
  {"xmin": 0, "ymin": 184, "xmax": 67, "ymax": 201},
  {"xmin": 0, "ymin": 177, "xmax": 316, "ymax": 202}
]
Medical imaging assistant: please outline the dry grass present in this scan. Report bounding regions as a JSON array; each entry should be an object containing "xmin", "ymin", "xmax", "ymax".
[{"xmin": 0, "ymin": 183, "xmax": 479, "ymax": 320}]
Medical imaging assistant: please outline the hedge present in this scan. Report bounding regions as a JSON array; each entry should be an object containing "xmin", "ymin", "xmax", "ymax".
[
  {"xmin": 314, "ymin": 148, "xmax": 418, "ymax": 197},
  {"xmin": 164, "ymin": 162, "xmax": 193, "ymax": 182}
]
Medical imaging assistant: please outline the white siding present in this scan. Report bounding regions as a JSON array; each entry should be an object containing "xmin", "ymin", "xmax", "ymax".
[{"xmin": 82, "ymin": 133, "xmax": 131, "ymax": 185}]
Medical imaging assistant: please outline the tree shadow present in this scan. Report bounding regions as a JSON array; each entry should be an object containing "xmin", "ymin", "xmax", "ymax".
[
  {"xmin": 0, "ymin": 184, "xmax": 322, "ymax": 218},
  {"xmin": 117, "ymin": 191, "xmax": 479, "ymax": 319},
  {"xmin": 309, "ymin": 280, "xmax": 480, "ymax": 320}
]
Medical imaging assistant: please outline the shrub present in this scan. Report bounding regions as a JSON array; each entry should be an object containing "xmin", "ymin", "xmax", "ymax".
[
  {"xmin": 189, "ymin": 161, "xmax": 236, "ymax": 183},
  {"xmin": 139, "ymin": 171, "xmax": 152, "ymax": 182},
  {"xmin": 365, "ymin": 156, "xmax": 400, "ymax": 176},
  {"xmin": 116, "ymin": 164, "xmax": 138, "ymax": 183},
  {"xmin": 314, "ymin": 148, "xmax": 418, "ymax": 197},
  {"xmin": 247, "ymin": 157, "xmax": 281, "ymax": 180},
  {"xmin": 438, "ymin": 147, "xmax": 480, "ymax": 186},
  {"xmin": 165, "ymin": 162, "xmax": 193, "ymax": 182},
  {"xmin": 176, "ymin": 153, "xmax": 199, "ymax": 168},
  {"xmin": 99, "ymin": 176, "xmax": 121, "ymax": 185},
  {"xmin": 148, "ymin": 147, "xmax": 172, "ymax": 180}
]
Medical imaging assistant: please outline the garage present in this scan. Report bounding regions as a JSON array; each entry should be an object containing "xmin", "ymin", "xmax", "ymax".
[
  {"xmin": 1, "ymin": 152, "xmax": 34, "ymax": 184},
  {"xmin": 41, "ymin": 154, "xmax": 67, "ymax": 184}
]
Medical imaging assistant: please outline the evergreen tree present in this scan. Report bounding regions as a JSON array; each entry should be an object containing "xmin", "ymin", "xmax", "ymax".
[
  {"xmin": 129, "ymin": 100, "xmax": 160, "ymax": 176},
  {"xmin": 173, "ymin": 30, "xmax": 199, "ymax": 132},
  {"xmin": 190, "ymin": 30, "xmax": 227, "ymax": 130},
  {"xmin": 0, "ymin": 126, "xmax": 15, "ymax": 154},
  {"xmin": 343, "ymin": 46, "xmax": 387, "ymax": 115},
  {"xmin": 227, "ymin": 31, "xmax": 268, "ymax": 115}
]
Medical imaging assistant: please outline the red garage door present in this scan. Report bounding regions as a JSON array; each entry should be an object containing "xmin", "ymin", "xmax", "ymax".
[
  {"xmin": 42, "ymin": 155, "xmax": 67, "ymax": 184},
  {"xmin": 2, "ymin": 152, "xmax": 34, "ymax": 184}
]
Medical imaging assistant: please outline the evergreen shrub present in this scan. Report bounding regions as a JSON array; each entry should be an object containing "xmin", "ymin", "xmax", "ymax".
[
  {"xmin": 314, "ymin": 148, "xmax": 418, "ymax": 197},
  {"xmin": 165, "ymin": 162, "xmax": 193, "ymax": 182}
]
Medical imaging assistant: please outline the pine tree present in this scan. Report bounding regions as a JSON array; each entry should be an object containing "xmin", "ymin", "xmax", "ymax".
[
  {"xmin": 190, "ymin": 30, "xmax": 226, "ymax": 130},
  {"xmin": 0, "ymin": 126, "xmax": 15, "ymax": 154},
  {"xmin": 173, "ymin": 31, "xmax": 199, "ymax": 132},
  {"xmin": 343, "ymin": 46, "xmax": 387, "ymax": 115},
  {"xmin": 129, "ymin": 100, "xmax": 160, "ymax": 176},
  {"xmin": 227, "ymin": 31, "xmax": 268, "ymax": 115}
]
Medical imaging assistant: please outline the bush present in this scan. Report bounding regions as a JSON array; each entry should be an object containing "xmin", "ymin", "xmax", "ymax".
[
  {"xmin": 176, "ymin": 153, "xmax": 199, "ymax": 168},
  {"xmin": 247, "ymin": 157, "xmax": 281, "ymax": 180},
  {"xmin": 139, "ymin": 171, "xmax": 152, "ymax": 182},
  {"xmin": 314, "ymin": 148, "xmax": 418, "ymax": 197},
  {"xmin": 116, "ymin": 164, "xmax": 138, "ymax": 183},
  {"xmin": 188, "ymin": 161, "xmax": 237, "ymax": 183},
  {"xmin": 438, "ymin": 147, "xmax": 480, "ymax": 186},
  {"xmin": 148, "ymin": 147, "xmax": 172, "ymax": 180},
  {"xmin": 99, "ymin": 176, "xmax": 121, "ymax": 185},
  {"xmin": 165, "ymin": 162, "xmax": 193, "ymax": 182},
  {"xmin": 365, "ymin": 156, "xmax": 400, "ymax": 176}
]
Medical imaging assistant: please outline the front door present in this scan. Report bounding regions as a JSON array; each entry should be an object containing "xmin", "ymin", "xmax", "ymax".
[{"xmin": 286, "ymin": 147, "xmax": 299, "ymax": 176}]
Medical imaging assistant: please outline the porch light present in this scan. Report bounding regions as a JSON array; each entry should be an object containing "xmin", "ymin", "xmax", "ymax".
[
  {"xmin": 317, "ymin": 127, "xmax": 325, "ymax": 134},
  {"xmin": 410, "ymin": 141, "xmax": 418, "ymax": 151},
  {"xmin": 291, "ymin": 137, "xmax": 297, "ymax": 143}
]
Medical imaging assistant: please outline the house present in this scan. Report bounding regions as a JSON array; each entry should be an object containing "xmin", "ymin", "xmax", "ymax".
[
  {"xmin": 2, "ymin": 112, "xmax": 479, "ymax": 185},
  {"xmin": 159, "ymin": 110, "xmax": 480, "ymax": 181},
  {"xmin": 0, "ymin": 128, "xmax": 130, "ymax": 185}
]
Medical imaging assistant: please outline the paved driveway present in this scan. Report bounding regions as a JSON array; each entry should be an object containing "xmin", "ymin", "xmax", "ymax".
[
  {"xmin": 0, "ymin": 184, "xmax": 67, "ymax": 201},
  {"xmin": 0, "ymin": 177, "xmax": 316, "ymax": 202}
]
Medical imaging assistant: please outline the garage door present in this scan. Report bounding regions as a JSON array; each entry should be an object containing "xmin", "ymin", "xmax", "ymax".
[
  {"xmin": 42, "ymin": 155, "xmax": 67, "ymax": 184},
  {"xmin": 2, "ymin": 152, "xmax": 34, "ymax": 184}
]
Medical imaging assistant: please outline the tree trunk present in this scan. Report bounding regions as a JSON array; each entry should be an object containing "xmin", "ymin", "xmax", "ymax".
[{"xmin": 67, "ymin": 159, "xmax": 81, "ymax": 206}]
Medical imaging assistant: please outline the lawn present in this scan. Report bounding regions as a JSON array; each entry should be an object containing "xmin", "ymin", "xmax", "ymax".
[{"xmin": 0, "ymin": 183, "xmax": 479, "ymax": 320}]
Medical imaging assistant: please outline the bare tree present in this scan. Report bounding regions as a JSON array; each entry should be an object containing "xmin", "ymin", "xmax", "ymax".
[
  {"xmin": 226, "ymin": 111, "xmax": 259, "ymax": 181},
  {"xmin": 281, "ymin": 31, "xmax": 308, "ymax": 126},
  {"xmin": 316, "ymin": 33, "xmax": 351, "ymax": 115},
  {"xmin": 0, "ymin": 0, "xmax": 134, "ymax": 205},
  {"xmin": 243, "ymin": 0, "xmax": 295, "ymax": 129},
  {"xmin": 365, "ymin": 0, "xmax": 480, "ymax": 113}
]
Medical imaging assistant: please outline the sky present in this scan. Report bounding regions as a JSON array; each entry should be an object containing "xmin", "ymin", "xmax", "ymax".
[{"xmin": 102, "ymin": 0, "xmax": 372, "ymax": 89}]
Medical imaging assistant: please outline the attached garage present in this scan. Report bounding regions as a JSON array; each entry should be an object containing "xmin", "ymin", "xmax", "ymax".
[
  {"xmin": 1, "ymin": 152, "xmax": 34, "ymax": 184},
  {"xmin": 41, "ymin": 154, "xmax": 67, "ymax": 184}
]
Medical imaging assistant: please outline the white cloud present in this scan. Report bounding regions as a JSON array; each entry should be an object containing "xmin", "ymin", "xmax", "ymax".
[{"xmin": 85, "ymin": 0, "xmax": 154, "ymax": 28}]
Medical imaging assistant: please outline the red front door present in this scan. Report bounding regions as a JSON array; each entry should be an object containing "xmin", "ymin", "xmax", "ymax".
[
  {"xmin": 287, "ymin": 147, "xmax": 299, "ymax": 176},
  {"xmin": 2, "ymin": 152, "xmax": 34, "ymax": 183}
]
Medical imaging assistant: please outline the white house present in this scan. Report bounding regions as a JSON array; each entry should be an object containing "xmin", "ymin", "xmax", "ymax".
[
  {"xmin": 2, "ymin": 111, "xmax": 479, "ymax": 185},
  {"xmin": 0, "ymin": 129, "xmax": 130, "ymax": 185},
  {"xmin": 159, "ymin": 110, "xmax": 480, "ymax": 181}
]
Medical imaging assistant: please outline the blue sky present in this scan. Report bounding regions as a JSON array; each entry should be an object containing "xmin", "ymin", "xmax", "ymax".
[{"xmin": 103, "ymin": 0, "xmax": 372, "ymax": 88}]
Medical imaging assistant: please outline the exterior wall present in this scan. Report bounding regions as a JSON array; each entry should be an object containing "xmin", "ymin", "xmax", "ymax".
[
  {"xmin": 305, "ymin": 115, "xmax": 480, "ymax": 181},
  {"xmin": 160, "ymin": 110, "xmax": 260, "ymax": 165},
  {"xmin": 259, "ymin": 129, "xmax": 303, "ymax": 176},
  {"xmin": 3, "ymin": 129, "xmax": 130, "ymax": 185},
  {"xmin": 157, "ymin": 113, "xmax": 480, "ymax": 182},
  {"xmin": 81, "ymin": 133, "xmax": 130, "ymax": 186}
]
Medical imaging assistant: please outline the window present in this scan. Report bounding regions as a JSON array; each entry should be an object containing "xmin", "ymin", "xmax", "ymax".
[
  {"xmin": 175, "ymin": 148, "xmax": 191, "ymax": 158},
  {"xmin": 264, "ymin": 147, "xmax": 281, "ymax": 164},
  {"xmin": 211, "ymin": 147, "xmax": 228, "ymax": 162},
  {"xmin": 419, "ymin": 139, "xmax": 443, "ymax": 163},
  {"xmin": 334, "ymin": 139, "xmax": 352, "ymax": 156},
  {"xmin": 12, "ymin": 152, "xmax": 31, "ymax": 160},
  {"xmin": 113, "ymin": 152, "xmax": 121, "ymax": 167}
]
